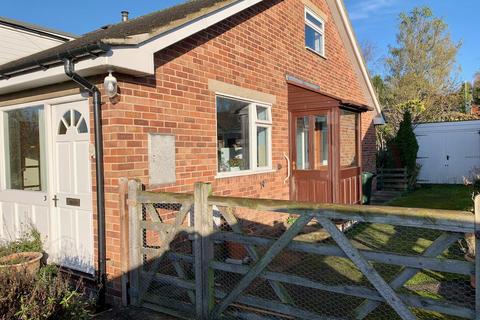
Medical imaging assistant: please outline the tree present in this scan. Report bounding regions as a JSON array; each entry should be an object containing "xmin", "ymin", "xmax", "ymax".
[
  {"xmin": 361, "ymin": 40, "xmax": 383, "ymax": 76},
  {"xmin": 394, "ymin": 110, "xmax": 419, "ymax": 186},
  {"xmin": 473, "ymin": 71, "xmax": 480, "ymax": 105},
  {"xmin": 383, "ymin": 6, "xmax": 462, "ymax": 129},
  {"xmin": 459, "ymin": 81, "xmax": 473, "ymax": 113}
]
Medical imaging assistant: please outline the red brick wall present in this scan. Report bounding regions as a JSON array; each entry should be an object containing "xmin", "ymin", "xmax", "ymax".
[
  {"xmin": 85, "ymin": 0, "xmax": 377, "ymax": 302},
  {"xmin": 472, "ymin": 105, "xmax": 480, "ymax": 116},
  {"xmin": 361, "ymin": 111, "xmax": 376, "ymax": 174}
]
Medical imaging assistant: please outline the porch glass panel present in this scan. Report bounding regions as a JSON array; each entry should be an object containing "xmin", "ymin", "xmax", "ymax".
[
  {"xmin": 295, "ymin": 116, "xmax": 310, "ymax": 170},
  {"xmin": 314, "ymin": 115, "xmax": 328, "ymax": 169},
  {"xmin": 340, "ymin": 110, "xmax": 359, "ymax": 167}
]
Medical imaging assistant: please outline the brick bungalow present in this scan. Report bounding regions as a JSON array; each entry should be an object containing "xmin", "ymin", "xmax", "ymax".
[{"xmin": 0, "ymin": 0, "xmax": 383, "ymax": 303}]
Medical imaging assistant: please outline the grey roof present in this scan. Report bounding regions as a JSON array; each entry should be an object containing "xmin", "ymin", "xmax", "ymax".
[
  {"xmin": 0, "ymin": 0, "xmax": 236, "ymax": 76},
  {"xmin": 0, "ymin": 16, "xmax": 77, "ymax": 40}
]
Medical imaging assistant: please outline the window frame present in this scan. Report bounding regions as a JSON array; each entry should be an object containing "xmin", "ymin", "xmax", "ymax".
[
  {"xmin": 215, "ymin": 94, "xmax": 273, "ymax": 178},
  {"xmin": 304, "ymin": 6, "xmax": 325, "ymax": 57},
  {"xmin": 0, "ymin": 93, "xmax": 88, "ymax": 195},
  {"xmin": 1, "ymin": 104, "xmax": 48, "ymax": 192}
]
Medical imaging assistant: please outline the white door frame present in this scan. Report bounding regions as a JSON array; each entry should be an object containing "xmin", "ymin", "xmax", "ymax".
[{"xmin": 0, "ymin": 93, "xmax": 93, "ymax": 270}]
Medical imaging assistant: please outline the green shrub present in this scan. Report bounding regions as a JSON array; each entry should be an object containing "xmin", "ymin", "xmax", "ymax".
[
  {"xmin": 465, "ymin": 166, "xmax": 480, "ymax": 198},
  {"xmin": 0, "ymin": 265, "xmax": 91, "ymax": 320},
  {"xmin": 394, "ymin": 110, "xmax": 419, "ymax": 187},
  {"xmin": 0, "ymin": 229, "xmax": 43, "ymax": 258}
]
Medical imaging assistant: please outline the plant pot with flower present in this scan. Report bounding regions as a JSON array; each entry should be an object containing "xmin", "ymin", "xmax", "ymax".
[{"xmin": 228, "ymin": 158, "xmax": 244, "ymax": 172}]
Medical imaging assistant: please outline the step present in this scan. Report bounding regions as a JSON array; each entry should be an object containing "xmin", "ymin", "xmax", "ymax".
[
  {"xmin": 372, "ymin": 191, "xmax": 401, "ymax": 195},
  {"xmin": 374, "ymin": 190, "xmax": 402, "ymax": 194},
  {"xmin": 378, "ymin": 173, "xmax": 408, "ymax": 178}
]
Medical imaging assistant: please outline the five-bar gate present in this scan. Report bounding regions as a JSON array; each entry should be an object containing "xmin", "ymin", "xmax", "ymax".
[{"xmin": 126, "ymin": 180, "xmax": 480, "ymax": 320}]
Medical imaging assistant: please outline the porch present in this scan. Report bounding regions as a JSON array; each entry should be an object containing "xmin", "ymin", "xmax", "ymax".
[{"xmin": 119, "ymin": 179, "xmax": 480, "ymax": 320}]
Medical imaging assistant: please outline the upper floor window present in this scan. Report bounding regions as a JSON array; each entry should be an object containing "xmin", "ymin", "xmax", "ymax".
[
  {"xmin": 216, "ymin": 96, "xmax": 272, "ymax": 176},
  {"xmin": 305, "ymin": 7, "xmax": 325, "ymax": 56}
]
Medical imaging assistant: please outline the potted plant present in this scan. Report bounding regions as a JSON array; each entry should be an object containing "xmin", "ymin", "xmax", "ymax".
[
  {"xmin": 228, "ymin": 158, "xmax": 243, "ymax": 171},
  {"xmin": 0, "ymin": 229, "xmax": 43, "ymax": 275},
  {"xmin": 0, "ymin": 252, "xmax": 43, "ymax": 274}
]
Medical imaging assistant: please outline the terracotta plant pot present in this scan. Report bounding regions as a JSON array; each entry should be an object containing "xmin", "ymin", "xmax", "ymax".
[{"xmin": 0, "ymin": 252, "xmax": 43, "ymax": 275}]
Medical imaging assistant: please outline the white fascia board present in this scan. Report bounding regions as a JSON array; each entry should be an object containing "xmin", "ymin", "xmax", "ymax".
[
  {"xmin": 0, "ymin": 46, "xmax": 153, "ymax": 95},
  {"xmin": 327, "ymin": 0, "xmax": 384, "ymax": 121}
]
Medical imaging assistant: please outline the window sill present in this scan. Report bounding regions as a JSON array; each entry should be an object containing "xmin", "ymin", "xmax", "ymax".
[
  {"xmin": 215, "ymin": 168, "xmax": 276, "ymax": 179},
  {"xmin": 306, "ymin": 46, "xmax": 327, "ymax": 60}
]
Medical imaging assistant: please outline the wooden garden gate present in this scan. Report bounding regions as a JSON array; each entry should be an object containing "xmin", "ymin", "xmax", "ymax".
[{"xmin": 126, "ymin": 180, "xmax": 480, "ymax": 320}]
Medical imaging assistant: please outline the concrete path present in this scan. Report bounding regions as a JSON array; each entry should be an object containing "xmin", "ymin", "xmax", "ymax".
[
  {"xmin": 370, "ymin": 190, "xmax": 402, "ymax": 205},
  {"xmin": 93, "ymin": 306, "xmax": 178, "ymax": 320}
]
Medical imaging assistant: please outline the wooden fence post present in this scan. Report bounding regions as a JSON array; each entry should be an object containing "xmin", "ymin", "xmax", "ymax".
[
  {"xmin": 119, "ymin": 177, "xmax": 129, "ymax": 306},
  {"xmin": 194, "ymin": 182, "xmax": 213, "ymax": 320},
  {"xmin": 128, "ymin": 179, "xmax": 142, "ymax": 306},
  {"xmin": 475, "ymin": 195, "xmax": 480, "ymax": 320}
]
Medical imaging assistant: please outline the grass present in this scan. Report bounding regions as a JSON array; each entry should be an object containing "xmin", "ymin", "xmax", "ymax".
[
  {"xmin": 387, "ymin": 184, "xmax": 474, "ymax": 211},
  {"xmin": 276, "ymin": 184, "xmax": 475, "ymax": 319}
]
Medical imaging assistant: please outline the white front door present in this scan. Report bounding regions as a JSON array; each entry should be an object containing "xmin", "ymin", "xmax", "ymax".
[
  {"xmin": 51, "ymin": 100, "xmax": 94, "ymax": 274},
  {"xmin": 0, "ymin": 105, "xmax": 50, "ymax": 245}
]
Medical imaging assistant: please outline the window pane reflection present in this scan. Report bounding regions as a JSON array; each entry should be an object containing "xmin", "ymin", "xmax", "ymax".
[
  {"xmin": 340, "ymin": 110, "xmax": 358, "ymax": 167},
  {"xmin": 296, "ymin": 116, "xmax": 310, "ymax": 170},
  {"xmin": 4, "ymin": 106, "xmax": 46, "ymax": 191},
  {"xmin": 217, "ymin": 97, "xmax": 250, "ymax": 172},
  {"xmin": 257, "ymin": 127, "xmax": 268, "ymax": 167},
  {"xmin": 314, "ymin": 116, "xmax": 328, "ymax": 168}
]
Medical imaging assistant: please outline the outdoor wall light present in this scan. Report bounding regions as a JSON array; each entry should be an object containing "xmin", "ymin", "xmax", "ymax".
[{"xmin": 103, "ymin": 72, "xmax": 118, "ymax": 98}]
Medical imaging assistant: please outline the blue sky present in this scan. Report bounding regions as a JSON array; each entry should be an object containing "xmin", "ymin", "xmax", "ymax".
[
  {"xmin": 344, "ymin": 0, "xmax": 479, "ymax": 81},
  {"xmin": 2, "ymin": 0, "xmax": 478, "ymax": 81}
]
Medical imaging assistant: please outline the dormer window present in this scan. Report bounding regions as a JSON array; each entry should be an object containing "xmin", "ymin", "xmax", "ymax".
[{"xmin": 305, "ymin": 7, "xmax": 325, "ymax": 57}]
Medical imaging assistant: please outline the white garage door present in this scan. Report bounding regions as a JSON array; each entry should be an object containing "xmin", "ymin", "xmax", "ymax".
[{"xmin": 416, "ymin": 120, "xmax": 480, "ymax": 184}]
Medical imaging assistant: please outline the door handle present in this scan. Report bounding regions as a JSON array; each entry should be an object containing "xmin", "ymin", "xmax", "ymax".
[
  {"xmin": 52, "ymin": 195, "xmax": 59, "ymax": 207},
  {"xmin": 283, "ymin": 152, "xmax": 291, "ymax": 185}
]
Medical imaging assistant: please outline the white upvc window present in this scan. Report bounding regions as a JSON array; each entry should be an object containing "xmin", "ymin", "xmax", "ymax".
[
  {"xmin": 216, "ymin": 95, "xmax": 272, "ymax": 177},
  {"xmin": 305, "ymin": 7, "xmax": 325, "ymax": 57},
  {"xmin": 1, "ymin": 105, "xmax": 47, "ymax": 191}
]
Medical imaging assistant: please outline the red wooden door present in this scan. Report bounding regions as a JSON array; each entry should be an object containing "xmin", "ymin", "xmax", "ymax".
[{"xmin": 290, "ymin": 110, "xmax": 333, "ymax": 203}]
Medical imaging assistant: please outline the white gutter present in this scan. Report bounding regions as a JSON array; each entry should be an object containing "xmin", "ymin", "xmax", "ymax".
[{"xmin": 0, "ymin": 46, "xmax": 154, "ymax": 95}]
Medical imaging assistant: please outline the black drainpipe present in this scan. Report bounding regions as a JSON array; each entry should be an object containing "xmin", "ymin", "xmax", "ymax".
[{"xmin": 64, "ymin": 59, "xmax": 107, "ymax": 308}]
